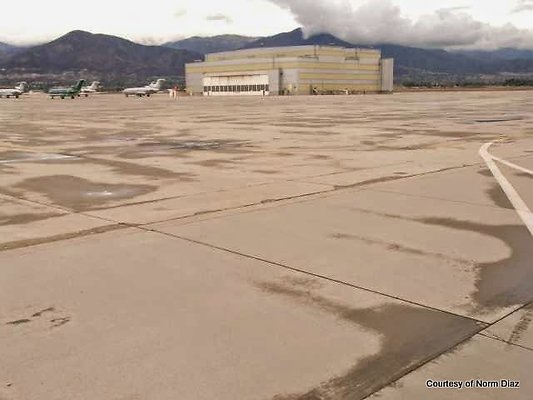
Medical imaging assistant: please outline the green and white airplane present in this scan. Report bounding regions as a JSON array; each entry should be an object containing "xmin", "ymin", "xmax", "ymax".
[{"xmin": 49, "ymin": 79, "xmax": 85, "ymax": 99}]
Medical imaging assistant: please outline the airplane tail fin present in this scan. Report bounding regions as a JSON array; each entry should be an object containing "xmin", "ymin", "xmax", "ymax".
[
  {"xmin": 89, "ymin": 81, "xmax": 100, "ymax": 90},
  {"xmin": 74, "ymin": 79, "xmax": 85, "ymax": 90},
  {"xmin": 149, "ymin": 79, "xmax": 165, "ymax": 90},
  {"xmin": 16, "ymin": 82, "xmax": 28, "ymax": 92}
]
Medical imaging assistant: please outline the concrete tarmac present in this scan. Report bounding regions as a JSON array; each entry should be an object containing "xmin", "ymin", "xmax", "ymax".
[{"xmin": 0, "ymin": 91, "xmax": 532, "ymax": 399}]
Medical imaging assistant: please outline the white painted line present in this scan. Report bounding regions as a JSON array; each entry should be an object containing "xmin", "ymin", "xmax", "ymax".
[
  {"xmin": 0, "ymin": 154, "xmax": 77, "ymax": 164},
  {"xmin": 479, "ymin": 142, "xmax": 533, "ymax": 237},
  {"xmin": 490, "ymin": 155, "xmax": 533, "ymax": 176}
]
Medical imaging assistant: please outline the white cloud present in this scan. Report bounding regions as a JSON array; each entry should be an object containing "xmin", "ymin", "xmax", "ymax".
[
  {"xmin": 205, "ymin": 14, "xmax": 233, "ymax": 23},
  {"xmin": 0, "ymin": 0, "xmax": 297, "ymax": 45},
  {"xmin": 269, "ymin": 0, "xmax": 533, "ymax": 49},
  {"xmin": 513, "ymin": 0, "xmax": 533, "ymax": 13},
  {"xmin": 0, "ymin": 0, "xmax": 532, "ymax": 49}
]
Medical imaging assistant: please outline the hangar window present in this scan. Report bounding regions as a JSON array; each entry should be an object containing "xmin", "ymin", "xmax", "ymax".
[{"xmin": 223, "ymin": 86, "xmax": 228, "ymax": 92}]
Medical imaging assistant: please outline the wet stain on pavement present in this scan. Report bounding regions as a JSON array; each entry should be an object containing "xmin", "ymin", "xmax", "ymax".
[
  {"xmin": 508, "ymin": 307, "xmax": 533, "ymax": 344},
  {"xmin": 257, "ymin": 278, "xmax": 482, "ymax": 400},
  {"xmin": 330, "ymin": 232, "xmax": 474, "ymax": 265},
  {"xmin": 31, "ymin": 307, "xmax": 56, "ymax": 318},
  {"xmin": 416, "ymin": 218, "xmax": 533, "ymax": 312},
  {"xmin": 0, "ymin": 165, "xmax": 16, "ymax": 174},
  {"xmin": 477, "ymin": 168, "xmax": 493, "ymax": 178},
  {"xmin": 191, "ymin": 159, "xmax": 236, "ymax": 168},
  {"xmin": 308, "ymin": 154, "xmax": 332, "ymax": 160},
  {"xmin": 0, "ymin": 212, "xmax": 62, "ymax": 226},
  {"xmin": 14, "ymin": 175, "xmax": 156, "ymax": 211},
  {"xmin": 475, "ymin": 118, "xmax": 523, "ymax": 123},
  {"xmin": 5, "ymin": 319, "xmax": 31, "ymax": 326},
  {"xmin": 4, "ymin": 306, "xmax": 70, "ymax": 331},
  {"xmin": 56, "ymin": 157, "xmax": 194, "ymax": 180},
  {"xmin": 0, "ymin": 151, "xmax": 34, "ymax": 160},
  {"xmin": 140, "ymin": 139, "xmax": 252, "ymax": 151},
  {"xmin": 253, "ymin": 170, "xmax": 280, "ymax": 175},
  {"xmin": 118, "ymin": 139, "xmax": 255, "ymax": 159},
  {"xmin": 351, "ymin": 207, "xmax": 533, "ymax": 312},
  {"xmin": 486, "ymin": 183, "xmax": 514, "ymax": 209},
  {"xmin": 50, "ymin": 317, "xmax": 70, "ymax": 329}
]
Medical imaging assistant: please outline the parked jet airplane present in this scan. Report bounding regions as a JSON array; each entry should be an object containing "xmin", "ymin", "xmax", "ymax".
[
  {"xmin": 80, "ymin": 81, "xmax": 100, "ymax": 97},
  {"xmin": 0, "ymin": 82, "xmax": 28, "ymax": 98},
  {"xmin": 49, "ymin": 80, "xmax": 85, "ymax": 99},
  {"xmin": 123, "ymin": 79, "xmax": 165, "ymax": 97}
]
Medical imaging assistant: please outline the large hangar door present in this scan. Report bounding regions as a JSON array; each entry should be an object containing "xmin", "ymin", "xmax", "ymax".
[{"xmin": 203, "ymin": 75, "xmax": 270, "ymax": 96}]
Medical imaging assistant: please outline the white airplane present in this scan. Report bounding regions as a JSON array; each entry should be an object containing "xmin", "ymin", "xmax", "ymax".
[
  {"xmin": 0, "ymin": 82, "xmax": 28, "ymax": 98},
  {"xmin": 80, "ymin": 81, "xmax": 100, "ymax": 97},
  {"xmin": 123, "ymin": 79, "xmax": 165, "ymax": 97}
]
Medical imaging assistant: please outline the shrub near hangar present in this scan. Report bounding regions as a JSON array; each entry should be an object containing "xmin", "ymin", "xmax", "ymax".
[{"xmin": 186, "ymin": 45, "xmax": 394, "ymax": 96}]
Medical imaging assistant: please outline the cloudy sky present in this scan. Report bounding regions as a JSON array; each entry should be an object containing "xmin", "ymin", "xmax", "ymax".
[{"xmin": 1, "ymin": 0, "xmax": 533, "ymax": 49}]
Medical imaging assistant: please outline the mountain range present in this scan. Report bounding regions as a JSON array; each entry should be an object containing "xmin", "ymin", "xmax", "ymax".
[
  {"xmin": 164, "ymin": 34, "xmax": 259, "ymax": 54},
  {"xmin": 0, "ymin": 42, "xmax": 22, "ymax": 63},
  {"xmin": 0, "ymin": 31, "xmax": 201, "ymax": 85},
  {"xmin": 1, "ymin": 28, "xmax": 533, "ymax": 86}
]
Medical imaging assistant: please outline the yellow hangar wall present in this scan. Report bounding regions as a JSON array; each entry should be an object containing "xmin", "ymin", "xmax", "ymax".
[{"xmin": 185, "ymin": 45, "xmax": 393, "ymax": 95}]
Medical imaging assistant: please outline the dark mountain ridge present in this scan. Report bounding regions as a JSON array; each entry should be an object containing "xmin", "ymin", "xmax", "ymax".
[
  {"xmin": 164, "ymin": 34, "xmax": 258, "ymax": 54},
  {"xmin": 1, "ymin": 30, "xmax": 202, "ymax": 82}
]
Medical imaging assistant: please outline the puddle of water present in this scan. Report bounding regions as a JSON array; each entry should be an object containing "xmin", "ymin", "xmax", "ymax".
[
  {"xmin": 0, "ymin": 151, "xmax": 77, "ymax": 165},
  {"xmin": 14, "ymin": 175, "xmax": 156, "ymax": 211}
]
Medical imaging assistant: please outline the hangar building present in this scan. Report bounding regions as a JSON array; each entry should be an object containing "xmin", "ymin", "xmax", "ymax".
[{"xmin": 185, "ymin": 45, "xmax": 393, "ymax": 96}]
